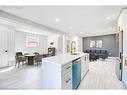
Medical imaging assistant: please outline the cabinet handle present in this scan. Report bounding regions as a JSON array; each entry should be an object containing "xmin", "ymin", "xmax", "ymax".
[
  {"xmin": 66, "ymin": 78, "xmax": 71, "ymax": 83},
  {"xmin": 66, "ymin": 66, "xmax": 71, "ymax": 70}
]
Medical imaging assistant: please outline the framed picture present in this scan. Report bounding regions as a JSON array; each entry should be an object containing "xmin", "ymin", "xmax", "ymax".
[
  {"xmin": 26, "ymin": 36, "xmax": 39, "ymax": 47},
  {"xmin": 90, "ymin": 40, "xmax": 95, "ymax": 47},
  {"xmin": 96, "ymin": 40, "xmax": 102, "ymax": 48}
]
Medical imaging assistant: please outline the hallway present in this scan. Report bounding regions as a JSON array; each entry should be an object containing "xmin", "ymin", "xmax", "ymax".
[{"xmin": 78, "ymin": 58, "xmax": 126, "ymax": 89}]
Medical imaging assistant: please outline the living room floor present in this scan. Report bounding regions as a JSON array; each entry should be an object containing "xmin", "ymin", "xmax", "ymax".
[
  {"xmin": 78, "ymin": 58, "xmax": 126, "ymax": 89},
  {"xmin": 0, "ymin": 58, "xmax": 126, "ymax": 89}
]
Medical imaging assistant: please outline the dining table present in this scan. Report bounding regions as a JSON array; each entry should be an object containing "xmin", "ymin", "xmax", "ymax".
[{"xmin": 24, "ymin": 54, "xmax": 35, "ymax": 65}]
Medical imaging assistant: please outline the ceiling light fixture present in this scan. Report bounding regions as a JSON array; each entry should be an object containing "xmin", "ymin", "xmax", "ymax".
[
  {"xmin": 69, "ymin": 26, "xmax": 72, "ymax": 29},
  {"xmin": 108, "ymin": 27, "xmax": 113, "ymax": 31},
  {"xmin": 55, "ymin": 18, "xmax": 60, "ymax": 22},
  {"xmin": 106, "ymin": 16, "xmax": 111, "ymax": 20}
]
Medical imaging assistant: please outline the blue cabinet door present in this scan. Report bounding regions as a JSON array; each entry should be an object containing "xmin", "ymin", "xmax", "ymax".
[
  {"xmin": 77, "ymin": 60, "xmax": 81, "ymax": 84},
  {"xmin": 72, "ymin": 60, "xmax": 81, "ymax": 89}
]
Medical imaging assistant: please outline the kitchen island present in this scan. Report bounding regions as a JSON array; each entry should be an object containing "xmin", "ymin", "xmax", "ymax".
[{"xmin": 40, "ymin": 52, "xmax": 89, "ymax": 89}]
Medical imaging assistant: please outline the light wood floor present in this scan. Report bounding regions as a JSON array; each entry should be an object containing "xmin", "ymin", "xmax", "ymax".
[
  {"xmin": 0, "ymin": 65, "xmax": 42, "ymax": 89},
  {"xmin": 78, "ymin": 58, "xmax": 126, "ymax": 89},
  {"xmin": 0, "ymin": 58, "xmax": 126, "ymax": 89}
]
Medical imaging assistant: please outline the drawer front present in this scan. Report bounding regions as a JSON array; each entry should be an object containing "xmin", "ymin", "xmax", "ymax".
[
  {"xmin": 62, "ymin": 72, "xmax": 72, "ymax": 89},
  {"xmin": 62, "ymin": 63, "xmax": 72, "ymax": 75}
]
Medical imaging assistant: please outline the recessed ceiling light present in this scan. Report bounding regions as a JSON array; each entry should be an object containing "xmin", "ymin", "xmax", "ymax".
[
  {"xmin": 69, "ymin": 26, "xmax": 72, "ymax": 29},
  {"xmin": 108, "ymin": 27, "xmax": 112, "ymax": 30},
  {"xmin": 106, "ymin": 16, "xmax": 111, "ymax": 20},
  {"xmin": 55, "ymin": 18, "xmax": 60, "ymax": 22},
  {"xmin": 27, "ymin": 27, "xmax": 31, "ymax": 30}
]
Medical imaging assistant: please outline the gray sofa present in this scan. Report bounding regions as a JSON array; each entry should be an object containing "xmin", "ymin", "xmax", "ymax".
[{"xmin": 84, "ymin": 49, "xmax": 108, "ymax": 61}]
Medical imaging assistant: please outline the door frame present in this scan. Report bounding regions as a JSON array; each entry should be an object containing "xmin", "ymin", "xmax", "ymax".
[{"xmin": 119, "ymin": 31, "xmax": 123, "ymax": 81}]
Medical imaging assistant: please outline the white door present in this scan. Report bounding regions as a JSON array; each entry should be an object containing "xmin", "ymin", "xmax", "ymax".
[{"xmin": 0, "ymin": 31, "xmax": 8, "ymax": 68}]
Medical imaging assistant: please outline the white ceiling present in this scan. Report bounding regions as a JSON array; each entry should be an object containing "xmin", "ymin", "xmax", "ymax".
[{"xmin": 0, "ymin": 6, "xmax": 125, "ymax": 37}]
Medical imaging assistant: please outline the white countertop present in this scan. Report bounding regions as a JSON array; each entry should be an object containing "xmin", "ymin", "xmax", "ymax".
[{"xmin": 42, "ymin": 52, "xmax": 87, "ymax": 65}]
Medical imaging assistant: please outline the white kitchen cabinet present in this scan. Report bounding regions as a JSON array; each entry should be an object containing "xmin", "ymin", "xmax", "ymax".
[
  {"xmin": 41, "ymin": 53, "xmax": 85, "ymax": 89},
  {"xmin": 40, "ymin": 61, "xmax": 72, "ymax": 89},
  {"xmin": 62, "ymin": 63, "xmax": 72, "ymax": 89},
  {"xmin": 62, "ymin": 62, "xmax": 72, "ymax": 75},
  {"xmin": 62, "ymin": 74, "xmax": 72, "ymax": 89},
  {"xmin": 115, "ymin": 58, "xmax": 121, "ymax": 80},
  {"xmin": 81, "ymin": 53, "xmax": 89, "ymax": 80}
]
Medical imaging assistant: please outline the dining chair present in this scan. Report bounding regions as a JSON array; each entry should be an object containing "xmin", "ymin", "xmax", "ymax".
[
  {"xmin": 33, "ymin": 52, "xmax": 39, "ymax": 55},
  {"xmin": 24, "ymin": 53, "xmax": 30, "ymax": 63},
  {"xmin": 34, "ymin": 54, "xmax": 42, "ymax": 65},
  {"xmin": 15, "ymin": 52, "xmax": 26, "ymax": 68}
]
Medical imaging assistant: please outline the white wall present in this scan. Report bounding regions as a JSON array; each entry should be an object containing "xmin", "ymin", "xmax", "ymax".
[
  {"xmin": 58, "ymin": 35, "xmax": 65, "ymax": 54},
  {"xmin": 65, "ymin": 34, "xmax": 83, "ymax": 53},
  {"xmin": 78, "ymin": 37, "xmax": 83, "ymax": 52},
  {"xmin": 47, "ymin": 35, "xmax": 60, "ymax": 48},
  {"xmin": 8, "ymin": 27, "xmax": 15, "ymax": 66},
  {"xmin": 71, "ymin": 36, "xmax": 83, "ymax": 52},
  {"xmin": 48, "ymin": 34, "xmax": 83, "ymax": 54},
  {"xmin": 47, "ymin": 34, "xmax": 83, "ymax": 55},
  {"xmin": 15, "ymin": 31, "xmax": 48, "ymax": 54},
  {"xmin": 47, "ymin": 34, "xmax": 60, "ymax": 54},
  {"xmin": 0, "ymin": 24, "xmax": 15, "ymax": 67}
]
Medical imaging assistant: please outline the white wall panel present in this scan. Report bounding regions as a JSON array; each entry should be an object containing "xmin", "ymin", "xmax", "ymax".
[
  {"xmin": 0, "ymin": 24, "xmax": 15, "ymax": 67},
  {"xmin": 15, "ymin": 31, "xmax": 48, "ymax": 54}
]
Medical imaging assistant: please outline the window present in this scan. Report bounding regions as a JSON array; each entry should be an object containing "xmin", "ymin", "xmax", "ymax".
[{"xmin": 26, "ymin": 36, "xmax": 39, "ymax": 47}]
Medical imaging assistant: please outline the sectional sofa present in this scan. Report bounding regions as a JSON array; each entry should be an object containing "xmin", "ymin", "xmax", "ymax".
[{"xmin": 84, "ymin": 49, "xmax": 108, "ymax": 61}]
